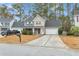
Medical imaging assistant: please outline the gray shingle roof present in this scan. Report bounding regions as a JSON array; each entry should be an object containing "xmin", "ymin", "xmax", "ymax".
[
  {"xmin": 12, "ymin": 20, "xmax": 24, "ymax": 27},
  {"xmin": 25, "ymin": 16, "xmax": 34, "ymax": 21},
  {"xmin": 45, "ymin": 19, "xmax": 61, "ymax": 27},
  {"xmin": 0, "ymin": 17, "xmax": 13, "ymax": 22},
  {"xmin": 12, "ymin": 16, "xmax": 35, "ymax": 28}
]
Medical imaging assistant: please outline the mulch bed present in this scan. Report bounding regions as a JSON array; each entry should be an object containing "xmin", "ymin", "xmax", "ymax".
[
  {"xmin": 0, "ymin": 35, "xmax": 40, "ymax": 44},
  {"xmin": 60, "ymin": 35, "xmax": 79, "ymax": 49}
]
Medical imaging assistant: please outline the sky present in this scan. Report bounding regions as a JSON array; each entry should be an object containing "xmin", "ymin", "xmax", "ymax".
[{"xmin": 0, "ymin": 3, "xmax": 76, "ymax": 16}]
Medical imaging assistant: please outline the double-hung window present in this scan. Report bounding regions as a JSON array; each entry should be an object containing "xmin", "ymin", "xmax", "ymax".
[{"xmin": 36, "ymin": 21, "xmax": 41, "ymax": 24}]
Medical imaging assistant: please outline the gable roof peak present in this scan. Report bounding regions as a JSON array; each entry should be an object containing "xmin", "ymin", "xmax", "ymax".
[
  {"xmin": 35, "ymin": 14, "xmax": 41, "ymax": 17},
  {"xmin": 34, "ymin": 14, "xmax": 48, "ymax": 21}
]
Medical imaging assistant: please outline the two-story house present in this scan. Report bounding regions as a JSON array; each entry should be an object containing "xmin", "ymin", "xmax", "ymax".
[
  {"xmin": 12, "ymin": 14, "xmax": 46, "ymax": 34},
  {"xmin": 12, "ymin": 14, "xmax": 61, "ymax": 35}
]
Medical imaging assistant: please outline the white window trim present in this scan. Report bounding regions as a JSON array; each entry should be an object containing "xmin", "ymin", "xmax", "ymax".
[{"xmin": 26, "ymin": 22, "xmax": 29, "ymax": 24}]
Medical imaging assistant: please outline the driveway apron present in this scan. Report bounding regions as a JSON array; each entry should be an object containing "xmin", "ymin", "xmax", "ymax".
[{"xmin": 25, "ymin": 35, "xmax": 51, "ymax": 46}]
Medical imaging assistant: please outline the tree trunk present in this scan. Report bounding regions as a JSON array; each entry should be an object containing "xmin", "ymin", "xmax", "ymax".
[{"xmin": 67, "ymin": 3, "xmax": 70, "ymax": 16}]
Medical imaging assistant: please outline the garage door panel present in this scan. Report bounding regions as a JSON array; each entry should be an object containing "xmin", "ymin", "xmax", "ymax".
[{"xmin": 46, "ymin": 28, "xmax": 58, "ymax": 34}]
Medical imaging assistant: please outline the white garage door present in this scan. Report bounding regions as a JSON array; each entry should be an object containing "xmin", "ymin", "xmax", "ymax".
[{"xmin": 46, "ymin": 28, "xmax": 58, "ymax": 34}]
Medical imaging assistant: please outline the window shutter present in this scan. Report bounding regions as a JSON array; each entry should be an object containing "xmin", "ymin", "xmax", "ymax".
[{"xmin": 77, "ymin": 16, "xmax": 79, "ymax": 22}]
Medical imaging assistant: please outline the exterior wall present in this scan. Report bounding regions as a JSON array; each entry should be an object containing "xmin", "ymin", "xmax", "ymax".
[
  {"xmin": 33, "ymin": 15, "xmax": 46, "ymax": 27},
  {"xmin": 74, "ymin": 15, "xmax": 79, "ymax": 27},
  {"xmin": 40, "ymin": 27, "xmax": 45, "ymax": 34}
]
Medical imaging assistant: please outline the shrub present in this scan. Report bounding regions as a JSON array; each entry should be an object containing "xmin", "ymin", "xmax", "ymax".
[
  {"xmin": 21, "ymin": 29, "xmax": 33, "ymax": 35},
  {"xmin": 58, "ymin": 27, "xmax": 63, "ymax": 35},
  {"xmin": 67, "ymin": 31, "xmax": 73, "ymax": 35},
  {"xmin": 67, "ymin": 26, "xmax": 79, "ymax": 36},
  {"xmin": 29, "ymin": 31, "xmax": 33, "ymax": 35},
  {"xmin": 21, "ymin": 29, "xmax": 27, "ymax": 35}
]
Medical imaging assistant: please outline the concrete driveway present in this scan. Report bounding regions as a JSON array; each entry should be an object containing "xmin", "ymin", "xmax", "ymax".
[
  {"xmin": 25, "ymin": 35, "xmax": 68, "ymax": 48},
  {"xmin": 0, "ymin": 35, "xmax": 79, "ymax": 56}
]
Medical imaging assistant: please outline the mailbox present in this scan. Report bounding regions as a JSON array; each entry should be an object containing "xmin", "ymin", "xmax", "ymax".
[{"xmin": 16, "ymin": 33, "xmax": 21, "ymax": 42}]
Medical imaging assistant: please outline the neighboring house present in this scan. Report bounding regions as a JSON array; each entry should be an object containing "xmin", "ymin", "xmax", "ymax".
[
  {"xmin": 12, "ymin": 14, "xmax": 61, "ymax": 34},
  {"xmin": 0, "ymin": 15, "xmax": 15, "ymax": 33},
  {"xmin": 74, "ymin": 15, "xmax": 79, "ymax": 27}
]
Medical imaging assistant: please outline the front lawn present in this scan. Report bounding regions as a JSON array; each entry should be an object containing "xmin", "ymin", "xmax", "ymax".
[
  {"xmin": 60, "ymin": 35, "xmax": 79, "ymax": 49},
  {"xmin": 0, "ymin": 35, "xmax": 40, "ymax": 44}
]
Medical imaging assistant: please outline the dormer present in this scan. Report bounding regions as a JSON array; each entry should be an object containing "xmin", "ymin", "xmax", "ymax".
[{"xmin": 24, "ymin": 16, "xmax": 34, "ymax": 26}]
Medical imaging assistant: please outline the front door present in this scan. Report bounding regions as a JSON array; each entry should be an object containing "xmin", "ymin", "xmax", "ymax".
[{"xmin": 34, "ymin": 28, "xmax": 40, "ymax": 34}]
